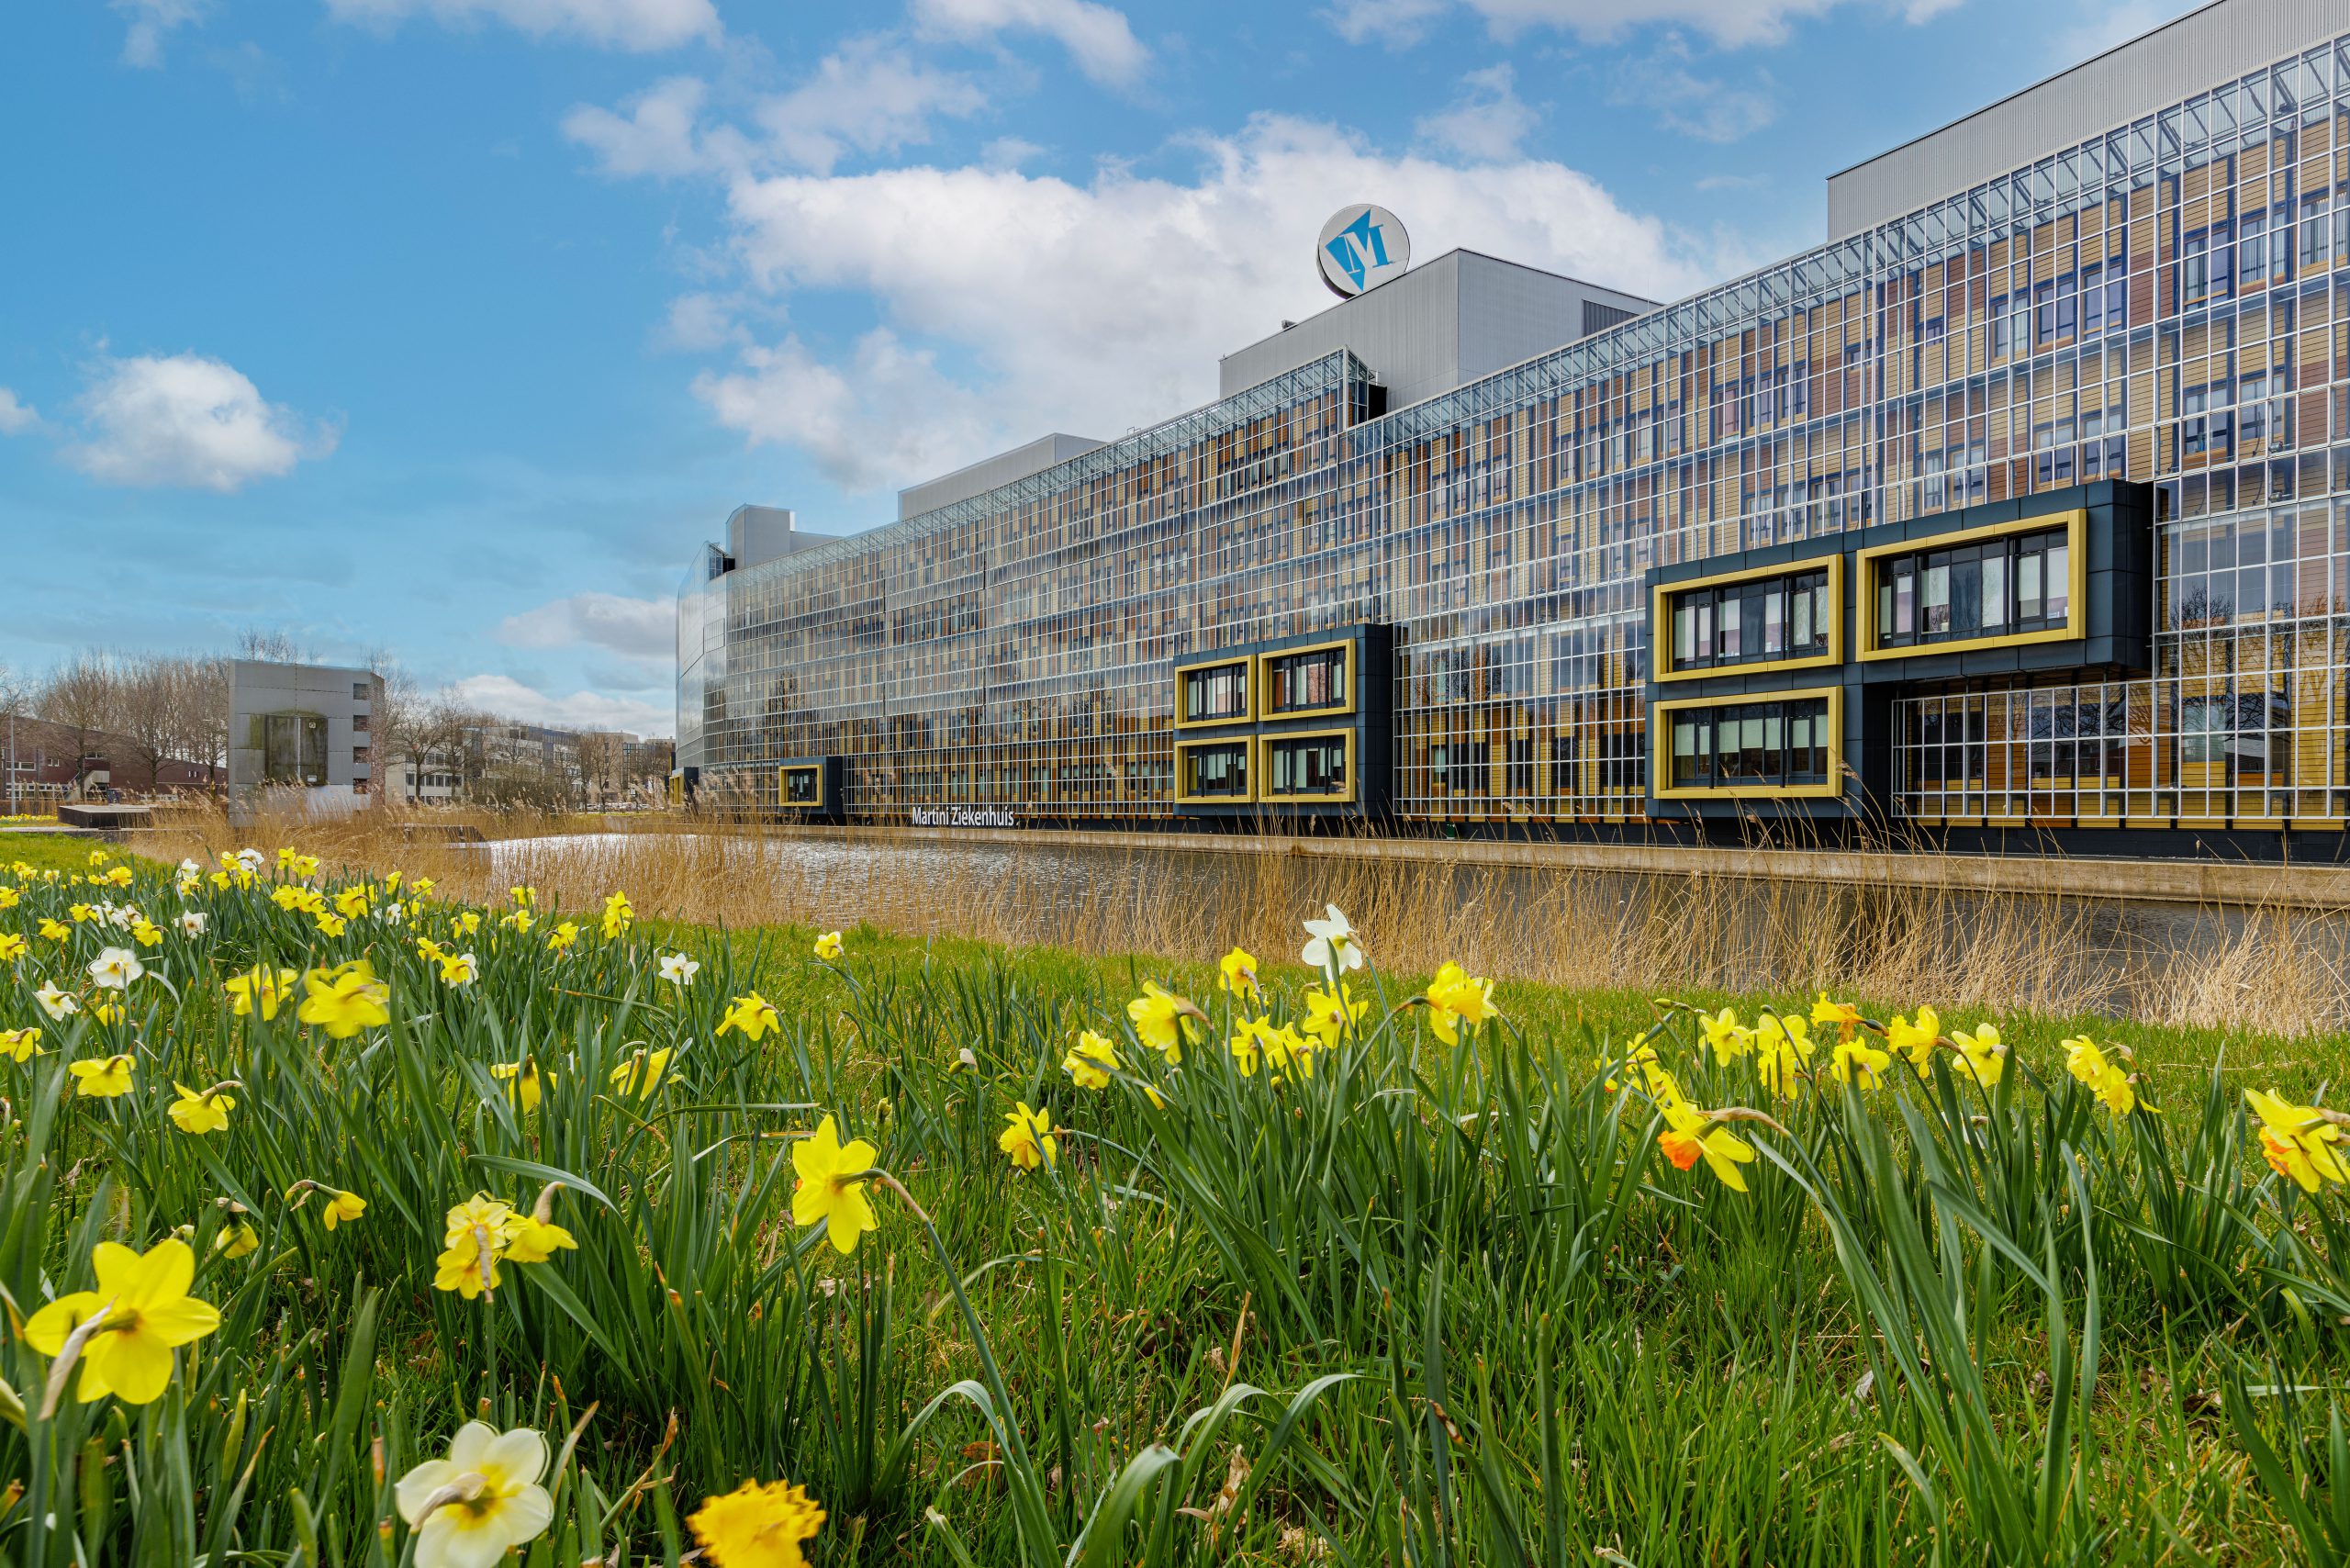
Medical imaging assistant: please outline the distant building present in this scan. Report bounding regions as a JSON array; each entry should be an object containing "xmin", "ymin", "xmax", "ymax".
[
  {"xmin": 228, "ymin": 660, "xmax": 382, "ymax": 812},
  {"xmin": 3, "ymin": 714, "xmax": 223, "ymax": 806}
]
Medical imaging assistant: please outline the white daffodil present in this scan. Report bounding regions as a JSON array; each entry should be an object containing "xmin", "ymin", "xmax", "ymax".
[
  {"xmin": 178, "ymin": 857, "xmax": 202, "ymax": 877},
  {"xmin": 657, "ymin": 951, "xmax": 700, "ymax": 987},
  {"xmin": 234, "ymin": 847, "xmax": 267, "ymax": 875},
  {"xmin": 36, "ymin": 981, "xmax": 80, "ymax": 1021},
  {"xmin": 88, "ymin": 946, "xmax": 144, "ymax": 991},
  {"xmin": 1301, "ymin": 903, "xmax": 1364, "ymax": 973},
  {"xmin": 396, "ymin": 1423, "xmax": 554, "ymax": 1568},
  {"xmin": 177, "ymin": 912, "xmax": 207, "ymax": 937}
]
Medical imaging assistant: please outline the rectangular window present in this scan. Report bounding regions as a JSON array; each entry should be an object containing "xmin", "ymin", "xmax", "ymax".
[
  {"xmin": 1259, "ymin": 645, "xmax": 1349, "ymax": 717},
  {"xmin": 262, "ymin": 713, "xmax": 329, "ymax": 787},
  {"xmin": 1868, "ymin": 522, "xmax": 2073, "ymax": 651},
  {"xmin": 1178, "ymin": 741, "xmax": 1250, "ymax": 800},
  {"xmin": 1262, "ymin": 733, "xmax": 1350, "ymax": 799},
  {"xmin": 1179, "ymin": 660, "xmax": 1250, "ymax": 724},
  {"xmin": 1657, "ymin": 694, "xmax": 1834, "ymax": 794},
  {"xmin": 782, "ymin": 766, "xmax": 821, "ymax": 804},
  {"xmin": 1659, "ymin": 562, "xmax": 1835, "ymax": 675}
]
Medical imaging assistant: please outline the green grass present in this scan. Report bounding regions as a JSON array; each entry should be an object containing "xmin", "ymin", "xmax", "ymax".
[
  {"xmin": 0, "ymin": 831, "xmax": 124, "ymax": 877},
  {"xmin": 4, "ymin": 855, "xmax": 2350, "ymax": 1565}
]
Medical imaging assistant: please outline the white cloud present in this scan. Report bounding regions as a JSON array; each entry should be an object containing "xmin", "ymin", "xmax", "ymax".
[
  {"xmin": 322, "ymin": 0, "xmax": 719, "ymax": 51},
  {"xmin": 1416, "ymin": 63, "xmax": 1539, "ymax": 161},
  {"xmin": 563, "ymin": 74, "xmax": 711, "ymax": 177},
  {"xmin": 114, "ymin": 0, "xmax": 208, "ymax": 67},
  {"xmin": 62, "ymin": 353, "xmax": 336, "ymax": 493},
  {"xmin": 1331, "ymin": 0, "xmax": 1950, "ymax": 50},
  {"xmin": 498, "ymin": 590, "xmax": 677, "ymax": 658},
  {"xmin": 0, "ymin": 389, "xmax": 38, "ymax": 435},
  {"xmin": 565, "ymin": 42, "xmax": 987, "ymax": 181},
  {"xmin": 448, "ymin": 673, "xmax": 673, "ymax": 735},
  {"xmin": 755, "ymin": 38, "xmax": 989, "ymax": 174},
  {"xmin": 1322, "ymin": 0, "xmax": 1451, "ymax": 45},
  {"xmin": 911, "ymin": 0, "xmax": 1148, "ymax": 85},
  {"xmin": 694, "ymin": 330, "xmax": 998, "ymax": 492},
  {"xmin": 1612, "ymin": 40, "xmax": 1776, "ymax": 141},
  {"xmin": 656, "ymin": 291, "xmax": 744, "ymax": 352},
  {"xmin": 683, "ymin": 114, "xmax": 1727, "ymax": 492}
]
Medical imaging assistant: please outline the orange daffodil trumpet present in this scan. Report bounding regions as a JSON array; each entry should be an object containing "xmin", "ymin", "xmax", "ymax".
[{"xmin": 2245, "ymin": 1090, "xmax": 2350, "ymax": 1193}]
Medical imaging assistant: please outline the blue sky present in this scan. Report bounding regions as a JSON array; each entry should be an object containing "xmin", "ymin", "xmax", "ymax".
[{"xmin": 1, "ymin": 0, "xmax": 2195, "ymax": 736}]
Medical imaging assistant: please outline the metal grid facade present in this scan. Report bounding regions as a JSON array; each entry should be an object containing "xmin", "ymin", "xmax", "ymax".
[{"xmin": 683, "ymin": 27, "xmax": 2350, "ymax": 838}]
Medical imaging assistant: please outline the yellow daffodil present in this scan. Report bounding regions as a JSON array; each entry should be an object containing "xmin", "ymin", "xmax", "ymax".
[
  {"xmin": 90, "ymin": 1002, "xmax": 124, "ymax": 1025},
  {"xmin": 1228, "ymin": 1015, "xmax": 1269, "ymax": 1077},
  {"xmin": 1810, "ymin": 994, "xmax": 1864, "ymax": 1040},
  {"xmin": 492, "ymin": 1059, "xmax": 550, "ymax": 1112},
  {"xmin": 1, "ymin": 1025, "xmax": 43, "ymax": 1062},
  {"xmin": 1699, "ymin": 1007, "xmax": 1751, "ymax": 1062},
  {"xmin": 0, "ymin": 932, "xmax": 24, "ymax": 964},
  {"xmin": 333, "ymin": 886, "xmax": 374, "ymax": 919},
  {"xmin": 396, "ymin": 1422, "xmax": 555, "ymax": 1568},
  {"xmin": 1426, "ymin": 961, "xmax": 1500, "ymax": 1047},
  {"xmin": 297, "ymin": 960, "xmax": 391, "ymax": 1038},
  {"xmin": 1599, "ymin": 1040, "xmax": 1667, "ymax": 1095},
  {"xmin": 1830, "ymin": 1036, "xmax": 1893, "ymax": 1088},
  {"xmin": 1952, "ymin": 1024, "xmax": 2007, "ymax": 1088},
  {"xmin": 38, "ymin": 916, "xmax": 70, "ymax": 942},
  {"xmin": 510, "ymin": 886, "xmax": 536, "ymax": 907},
  {"xmin": 689, "ymin": 1478, "xmax": 826, "ymax": 1568},
  {"xmin": 545, "ymin": 921, "xmax": 579, "ymax": 954},
  {"xmin": 717, "ymin": 991, "xmax": 781, "ymax": 1041},
  {"xmin": 453, "ymin": 910, "xmax": 481, "ymax": 936},
  {"xmin": 2245, "ymin": 1089, "xmax": 2350, "ymax": 1193},
  {"xmin": 217, "ymin": 1222, "xmax": 259, "ymax": 1259},
  {"xmin": 1063, "ymin": 1029, "xmax": 1119, "ymax": 1090},
  {"xmin": 438, "ymin": 951, "xmax": 477, "ymax": 986},
  {"xmin": 1301, "ymin": 981, "xmax": 1367, "ymax": 1050},
  {"xmin": 22, "ymin": 1238, "xmax": 220, "ymax": 1405},
  {"xmin": 101, "ymin": 866, "xmax": 133, "ymax": 889},
  {"xmin": 129, "ymin": 919, "xmax": 162, "ymax": 949},
  {"xmin": 434, "ymin": 1196, "xmax": 519, "ymax": 1298},
  {"xmin": 1886, "ymin": 1007, "xmax": 1941, "ymax": 1076},
  {"xmin": 499, "ymin": 908, "xmax": 535, "ymax": 934},
  {"xmin": 1127, "ymin": 981, "xmax": 1202, "ymax": 1063},
  {"xmin": 599, "ymin": 890, "xmax": 633, "ymax": 940},
  {"xmin": 313, "ymin": 910, "xmax": 348, "ymax": 938},
  {"xmin": 70, "ymin": 1054, "xmax": 136, "ymax": 1098},
  {"xmin": 321, "ymin": 1190, "xmax": 367, "ymax": 1230},
  {"xmin": 167, "ymin": 1082, "xmax": 234, "ymax": 1135},
  {"xmin": 1217, "ymin": 945, "xmax": 1259, "ymax": 1001},
  {"xmin": 1753, "ymin": 1014, "xmax": 1815, "ymax": 1095},
  {"xmin": 998, "ymin": 1102, "xmax": 1057, "ymax": 1171},
  {"xmin": 415, "ymin": 936, "xmax": 447, "ymax": 965},
  {"xmin": 1655, "ymin": 1092, "xmax": 1757, "ymax": 1193},
  {"xmin": 608, "ymin": 1046, "xmax": 675, "ymax": 1100},
  {"xmin": 2063, "ymin": 1036, "xmax": 2137, "ymax": 1115},
  {"xmin": 789, "ymin": 1114, "xmax": 878, "ymax": 1255},
  {"xmin": 812, "ymin": 930, "xmax": 843, "ymax": 962},
  {"xmin": 0, "ymin": 884, "xmax": 16, "ymax": 907},
  {"xmin": 225, "ymin": 964, "xmax": 298, "ymax": 1020},
  {"xmin": 1259, "ymin": 1020, "xmax": 1315, "ymax": 1081},
  {"xmin": 502, "ymin": 1213, "xmax": 576, "ymax": 1264}
]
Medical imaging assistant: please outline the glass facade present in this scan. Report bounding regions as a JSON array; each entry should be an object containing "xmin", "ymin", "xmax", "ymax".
[{"xmin": 681, "ymin": 28, "xmax": 2350, "ymax": 839}]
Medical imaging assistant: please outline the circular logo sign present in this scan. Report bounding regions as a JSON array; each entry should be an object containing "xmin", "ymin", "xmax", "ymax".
[{"xmin": 1317, "ymin": 205, "xmax": 1410, "ymax": 298}]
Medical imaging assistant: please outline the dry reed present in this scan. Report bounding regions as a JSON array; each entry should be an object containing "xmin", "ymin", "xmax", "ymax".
[{"xmin": 148, "ymin": 802, "xmax": 2350, "ymax": 1034}]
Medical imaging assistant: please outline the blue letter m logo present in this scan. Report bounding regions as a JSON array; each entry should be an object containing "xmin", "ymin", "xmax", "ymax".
[{"xmin": 1325, "ymin": 210, "xmax": 1393, "ymax": 291}]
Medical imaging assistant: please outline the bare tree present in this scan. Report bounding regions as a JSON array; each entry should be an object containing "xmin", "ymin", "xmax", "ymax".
[
  {"xmin": 368, "ymin": 651, "xmax": 428, "ymax": 802},
  {"xmin": 39, "ymin": 653, "xmax": 120, "ymax": 797},
  {"xmin": 236, "ymin": 628, "xmax": 310, "ymax": 664},
  {"xmin": 110, "ymin": 652, "xmax": 180, "ymax": 795}
]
